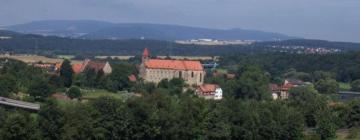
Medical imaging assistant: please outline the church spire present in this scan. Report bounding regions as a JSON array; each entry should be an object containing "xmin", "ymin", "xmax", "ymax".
[{"xmin": 142, "ymin": 48, "xmax": 150, "ymax": 62}]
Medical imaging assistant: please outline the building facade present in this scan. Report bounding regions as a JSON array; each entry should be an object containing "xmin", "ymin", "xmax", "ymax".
[
  {"xmin": 72, "ymin": 59, "xmax": 112, "ymax": 75},
  {"xmin": 139, "ymin": 48, "xmax": 205, "ymax": 86},
  {"xmin": 195, "ymin": 84, "xmax": 223, "ymax": 100}
]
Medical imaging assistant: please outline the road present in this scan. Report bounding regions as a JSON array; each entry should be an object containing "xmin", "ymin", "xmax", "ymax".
[{"xmin": 0, "ymin": 96, "xmax": 40, "ymax": 111}]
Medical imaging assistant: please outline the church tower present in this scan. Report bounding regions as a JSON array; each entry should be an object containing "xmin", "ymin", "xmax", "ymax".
[{"xmin": 142, "ymin": 48, "xmax": 150, "ymax": 63}]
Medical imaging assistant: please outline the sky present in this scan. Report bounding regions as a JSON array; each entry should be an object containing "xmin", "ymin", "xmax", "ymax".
[{"xmin": 0, "ymin": 0, "xmax": 360, "ymax": 42}]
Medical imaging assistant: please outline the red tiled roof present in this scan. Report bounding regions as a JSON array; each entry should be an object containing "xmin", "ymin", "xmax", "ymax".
[
  {"xmin": 198, "ymin": 84, "xmax": 219, "ymax": 93},
  {"xmin": 72, "ymin": 64, "xmax": 84, "ymax": 74},
  {"xmin": 269, "ymin": 84, "xmax": 280, "ymax": 91},
  {"xmin": 145, "ymin": 59, "xmax": 203, "ymax": 71},
  {"xmin": 282, "ymin": 83, "xmax": 294, "ymax": 91},
  {"xmin": 128, "ymin": 74, "xmax": 137, "ymax": 82},
  {"xmin": 87, "ymin": 61, "xmax": 106, "ymax": 72},
  {"xmin": 55, "ymin": 63, "xmax": 62, "ymax": 70}
]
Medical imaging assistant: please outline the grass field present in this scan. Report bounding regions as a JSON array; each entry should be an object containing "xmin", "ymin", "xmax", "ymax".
[
  {"xmin": 339, "ymin": 82, "xmax": 351, "ymax": 91},
  {"xmin": 0, "ymin": 54, "xmax": 82, "ymax": 64},
  {"xmin": 81, "ymin": 89, "xmax": 131, "ymax": 100},
  {"xmin": 157, "ymin": 56, "xmax": 219, "ymax": 61},
  {"xmin": 95, "ymin": 55, "xmax": 135, "ymax": 60},
  {"xmin": 57, "ymin": 55, "xmax": 75, "ymax": 59}
]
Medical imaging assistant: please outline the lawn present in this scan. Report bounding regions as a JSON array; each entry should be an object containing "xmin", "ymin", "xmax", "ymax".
[
  {"xmin": 339, "ymin": 82, "xmax": 351, "ymax": 91},
  {"xmin": 81, "ymin": 89, "xmax": 131, "ymax": 100}
]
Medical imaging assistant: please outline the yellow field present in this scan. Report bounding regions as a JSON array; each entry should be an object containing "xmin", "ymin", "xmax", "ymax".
[
  {"xmin": 95, "ymin": 55, "xmax": 135, "ymax": 60},
  {"xmin": 157, "ymin": 56, "xmax": 219, "ymax": 61},
  {"xmin": 95, "ymin": 55, "xmax": 219, "ymax": 61},
  {"xmin": 0, "ymin": 54, "xmax": 82, "ymax": 64}
]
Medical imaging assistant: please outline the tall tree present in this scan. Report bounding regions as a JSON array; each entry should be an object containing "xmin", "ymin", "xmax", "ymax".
[
  {"xmin": 28, "ymin": 78, "xmax": 53, "ymax": 99},
  {"xmin": 60, "ymin": 59, "xmax": 73, "ymax": 87},
  {"xmin": 315, "ymin": 78, "xmax": 339, "ymax": 94},
  {"xmin": 235, "ymin": 66, "xmax": 271, "ymax": 100},
  {"xmin": 0, "ymin": 74, "xmax": 17, "ymax": 97},
  {"xmin": 39, "ymin": 100, "xmax": 65, "ymax": 140},
  {"xmin": 351, "ymin": 79, "xmax": 360, "ymax": 92}
]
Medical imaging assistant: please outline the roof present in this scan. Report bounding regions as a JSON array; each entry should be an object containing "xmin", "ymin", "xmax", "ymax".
[
  {"xmin": 143, "ymin": 48, "xmax": 149, "ymax": 57},
  {"xmin": 145, "ymin": 59, "xmax": 203, "ymax": 71},
  {"xmin": 55, "ymin": 63, "xmax": 62, "ymax": 70},
  {"xmin": 128, "ymin": 74, "xmax": 137, "ymax": 82},
  {"xmin": 87, "ymin": 61, "xmax": 106, "ymax": 72},
  {"xmin": 51, "ymin": 93, "xmax": 70, "ymax": 101},
  {"xmin": 282, "ymin": 83, "xmax": 294, "ymax": 91},
  {"xmin": 198, "ymin": 84, "xmax": 220, "ymax": 93},
  {"xmin": 285, "ymin": 79, "xmax": 304, "ymax": 85},
  {"xmin": 72, "ymin": 64, "xmax": 84, "ymax": 74},
  {"xmin": 269, "ymin": 84, "xmax": 280, "ymax": 91}
]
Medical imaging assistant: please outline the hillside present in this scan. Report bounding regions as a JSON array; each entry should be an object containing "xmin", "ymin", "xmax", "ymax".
[
  {"xmin": 6, "ymin": 20, "xmax": 115, "ymax": 37},
  {"xmin": 1, "ymin": 30, "xmax": 360, "ymax": 56},
  {"xmin": 6, "ymin": 20, "xmax": 296, "ymax": 41},
  {"xmin": 83, "ymin": 23, "xmax": 296, "ymax": 41}
]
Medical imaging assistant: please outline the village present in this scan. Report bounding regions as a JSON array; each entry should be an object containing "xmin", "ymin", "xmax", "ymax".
[{"xmin": 1, "ymin": 48, "xmax": 329, "ymax": 105}]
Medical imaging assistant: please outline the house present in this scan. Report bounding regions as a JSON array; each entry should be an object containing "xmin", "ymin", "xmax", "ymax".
[
  {"xmin": 139, "ymin": 48, "xmax": 205, "ymax": 86},
  {"xmin": 195, "ymin": 84, "xmax": 223, "ymax": 100},
  {"xmin": 72, "ymin": 59, "xmax": 112, "ymax": 75},
  {"xmin": 33, "ymin": 63, "xmax": 58, "ymax": 73},
  {"xmin": 270, "ymin": 79, "xmax": 311, "ymax": 100}
]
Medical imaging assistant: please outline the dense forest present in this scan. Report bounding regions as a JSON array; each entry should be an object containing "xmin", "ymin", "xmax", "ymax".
[
  {"xmin": 220, "ymin": 52, "xmax": 360, "ymax": 82},
  {"xmin": 1, "ymin": 30, "xmax": 360, "ymax": 56}
]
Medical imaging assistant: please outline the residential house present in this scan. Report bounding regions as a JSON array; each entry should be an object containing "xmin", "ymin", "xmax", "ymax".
[
  {"xmin": 270, "ymin": 79, "xmax": 310, "ymax": 100},
  {"xmin": 72, "ymin": 59, "xmax": 112, "ymax": 75},
  {"xmin": 195, "ymin": 84, "xmax": 223, "ymax": 100}
]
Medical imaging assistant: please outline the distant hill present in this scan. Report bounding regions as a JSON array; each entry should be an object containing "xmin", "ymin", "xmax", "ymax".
[
  {"xmin": 6, "ymin": 20, "xmax": 116, "ymax": 37},
  {"xmin": 6, "ymin": 20, "xmax": 297, "ymax": 41},
  {"xmin": 83, "ymin": 23, "xmax": 297, "ymax": 41}
]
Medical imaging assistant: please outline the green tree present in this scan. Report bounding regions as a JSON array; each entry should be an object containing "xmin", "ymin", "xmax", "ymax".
[
  {"xmin": 347, "ymin": 99, "xmax": 360, "ymax": 127},
  {"xmin": 235, "ymin": 66, "xmax": 271, "ymax": 100},
  {"xmin": 313, "ymin": 71, "xmax": 336, "ymax": 82},
  {"xmin": 67, "ymin": 86, "xmax": 82, "ymax": 99},
  {"xmin": 61, "ymin": 104, "xmax": 99, "ymax": 140},
  {"xmin": 0, "ymin": 74, "xmax": 17, "ymax": 97},
  {"xmin": 0, "ymin": 112, "xmax": 40, "ymax": 140},
  {"xmin": 39, "ymin": 100, "xmax": 65, "ymax": 140},
  {"xmin": 315, "ymin": 78, "xmax": 339, "ymax": 94},
  {"xmin": 351, "ymin": 79, "xmax": 360, "ymax": 92},
  {"xmin": 60, "ymin": 59, "xmax": 73, "ymax": 87},
  {"xmin": 28, "ymin": 78, "xmax": 53, "ymax": 99},
  {"xmin": 316, "ymin": 109, "xmax": 338, "ymax": 140}
]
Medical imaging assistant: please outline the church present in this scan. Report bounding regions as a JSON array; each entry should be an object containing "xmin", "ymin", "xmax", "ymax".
[{"xmin": 139, "ymin": 48, "xmax": 205, "ymax": 86}]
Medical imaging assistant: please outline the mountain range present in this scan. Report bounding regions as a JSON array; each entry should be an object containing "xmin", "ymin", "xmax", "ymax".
[{"xmin": 5, "ymin": 20, "xmax": 297, "ymax": 41}]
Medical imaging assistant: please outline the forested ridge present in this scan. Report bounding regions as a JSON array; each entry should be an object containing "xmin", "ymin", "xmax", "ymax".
[
  {"xmin": 1, "ymin": 30, "xmax": 360, "ymax": 56},
  {"xmin": 220, "ymin": 52, "xmax": 360, "ymax": 82}
]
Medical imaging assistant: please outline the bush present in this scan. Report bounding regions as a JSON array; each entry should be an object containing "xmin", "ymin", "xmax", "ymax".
[
  {"xmin": 351, "ymin": 80, "xmax": 360, "ymax": 92},
  {"xmin": 67, "ymin": 86, "xmax": 82, "ymax": 99}
]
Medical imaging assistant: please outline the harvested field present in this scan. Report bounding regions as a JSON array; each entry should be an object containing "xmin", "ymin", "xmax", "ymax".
[{"xmin": 0, "ymin": 54, "xmax": 82, "ymax": 64}]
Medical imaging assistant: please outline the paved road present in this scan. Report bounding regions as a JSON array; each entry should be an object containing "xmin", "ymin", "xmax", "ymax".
[{"xmin": 0, "ymin": 96, "xmax": 40, "ymax": 111}]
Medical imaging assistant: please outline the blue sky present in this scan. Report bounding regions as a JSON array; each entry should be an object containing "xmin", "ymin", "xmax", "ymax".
[{"xmin": 1, "ymin": 0, "xmax": 360, "ymax": 42}]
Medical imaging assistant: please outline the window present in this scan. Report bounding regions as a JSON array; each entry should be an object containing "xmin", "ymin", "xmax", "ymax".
[
  {"xmin": 179, "ymin": 71, "xmax": 182, "ymax": 78},
  {"xmin": 191, "ymin": 72, "xmax": 194, "ymax": 78},
  {"xmin": 200, "ymin": 73, "xmax": 202, "ymax": 82}
]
